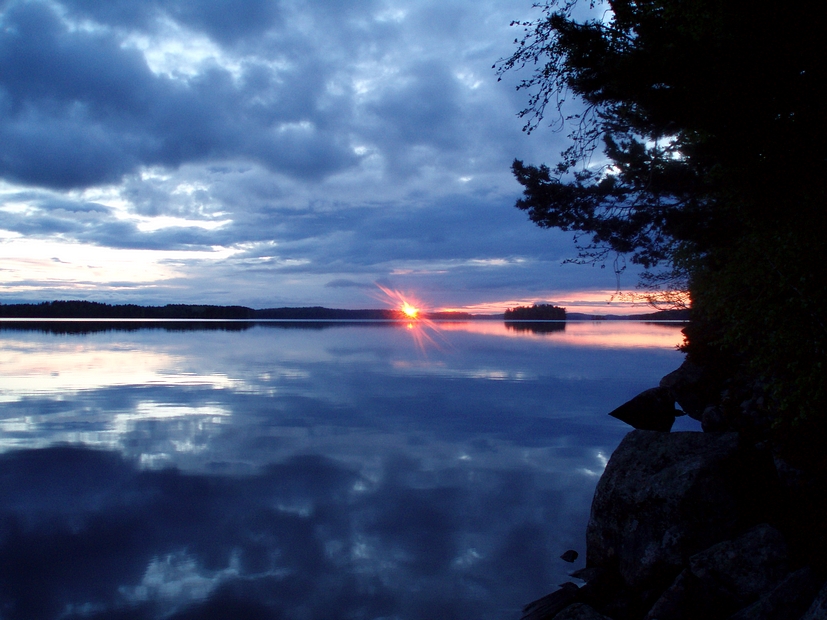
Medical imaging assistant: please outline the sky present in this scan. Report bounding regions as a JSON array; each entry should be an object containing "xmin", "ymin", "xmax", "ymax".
[{"xmin": 0, "ymin": 0, "xmax": 643, "ymax": 314}]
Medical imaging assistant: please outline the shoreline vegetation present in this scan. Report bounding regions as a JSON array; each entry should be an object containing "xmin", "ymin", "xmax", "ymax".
[{"xmin": 0, "ymin": 300, "xmax": 689, "ymax": 321}]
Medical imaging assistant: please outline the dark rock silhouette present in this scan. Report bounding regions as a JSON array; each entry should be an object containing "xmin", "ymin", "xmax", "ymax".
[
  {"xmin": 800, "ymin": 582, "xmax": 827, "ymax": 620},
  {"xmin": 521, "ymin": 583, "xmax": 579, "ymax": 620},
  {"xmin": 525, "ymin": 360, "xmax": 826, "ymax": 620},
  {"xmin": 645, "ymin": 524, "xmax": 790, "ymax": 619},
  {"xmin": 607, "ymin": 387, "xmax": 676, "ymax": 432},
  {"xmin": 551, "ymin": 603, "xmax": 611, "ymax": 620},
  {"xmin": 659, "ymin": 360, "xmax": 720, "ymax": 420},
  {"xmin": 560, "ymin": 550, "xmax": 579, "ymax": 563},
  {"xmin": 729, "ymin": 567, "xmax": 822, "ymax": 620},
  {"xmin": 586, "ymin": 431, "xmax": 780, "ymax": 592}
]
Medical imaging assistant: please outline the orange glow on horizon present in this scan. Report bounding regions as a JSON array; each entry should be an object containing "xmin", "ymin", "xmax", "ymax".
[{"xmin": 437, "ymin": 290, "xmax": 687, "ymax": 316}]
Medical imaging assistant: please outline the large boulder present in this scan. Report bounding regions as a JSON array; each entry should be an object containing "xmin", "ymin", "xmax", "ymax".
[
  {"xmin": 645, "ymin": 524, "xmax": 791, "ymax": 619},
  {"xmin": 800, "ymin": 580, "xmax": 827, "ymax": 620},
  {"xmin": 729, "ymin": 566, "xmax": 822, "ymax": 620},
  {"xmin": 552, "ymin": 603, "xmax": 612, "ymax": 620},
  {"xmin": 586, "ymin": 431, "xmax": 780, "ymax": 592},
  {"xmin": 608, "ymin": 387, "xmax": 676, "ymax": 432},
  {"xmin": 688, "ymin": 524, "xmax": 789, "ymax": 612}
]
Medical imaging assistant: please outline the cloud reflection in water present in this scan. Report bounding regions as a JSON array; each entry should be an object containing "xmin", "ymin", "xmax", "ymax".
[{"xmin": 0, "ymin": 321, "xmax": 685, "ymax": 619}]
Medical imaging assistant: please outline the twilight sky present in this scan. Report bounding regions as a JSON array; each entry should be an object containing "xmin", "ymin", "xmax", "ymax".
[{"xmin": 0, "ymin": 0, "xmax": 639, "ymax": 313}]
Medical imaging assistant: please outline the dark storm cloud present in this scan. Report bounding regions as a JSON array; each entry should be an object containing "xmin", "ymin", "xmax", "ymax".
[
  {"xmin": 0, "ymin": 0, "xmax": 358, "ymax": 189},
  {"xmin": 0, "ymin": 0, "xmax": 539, "ymax": 191},
  {"xmin": 61, "ymin": 0, "xmax": 285, "ymax": 44},
  {"xmin": 222, "ymin": 193, "xmax": 570, "ymax": 268},
  {"xmin": 366, "ymin": 60, "xmax": 463, "ymax": 151}
]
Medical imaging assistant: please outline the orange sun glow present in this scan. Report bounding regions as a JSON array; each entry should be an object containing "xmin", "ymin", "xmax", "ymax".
[
  {"xmin": 374, "ymin": 284, "xmax": 425, "ymax": 320},
  {"xmin": 372, "ymin": 284, "xmax": 449, "ymax": 353},
  {"xmin": 401, "ymin": 302, "xmax": 419, "ymax": 319}
]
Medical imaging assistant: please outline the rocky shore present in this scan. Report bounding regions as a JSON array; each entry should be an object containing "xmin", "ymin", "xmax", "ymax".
[{"xmin": 521, "ymin": 360, "xmax": 827, "ymax": 620}]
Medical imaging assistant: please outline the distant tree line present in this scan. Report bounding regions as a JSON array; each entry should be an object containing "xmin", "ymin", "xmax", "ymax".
[
  {"xmin": 426, "ymin": 311, "xmax": 475, "ymax": 320},
  {"xmin": 504, "ymin": 304, "xmax": 566, "ymax": 320},
  {"xmin": 255, "ymin": 307, "xmax": 400, "ymax": 320},
  {"xmin": 0, "ymin": 301, "xmax": 257, "ymax": 319},
  {"xmin": 0, "ymin": 321, "xmax": 256, "ymax": 336},
  {"xmin": 0, "ymin": 301, "xmax": 476, "ymax": 321}
]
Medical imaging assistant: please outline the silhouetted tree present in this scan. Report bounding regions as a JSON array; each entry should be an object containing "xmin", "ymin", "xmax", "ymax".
[
  {"xmin": 500, "ymin": 0, "xmax": 823, "ymax": 271},
  {"xmin": 498, "ymin": 0, "xmax": 827, "ymax": 465},
  {"xmin": 504, "ymin": 304, "xmax": 566, "ymax": 320}
]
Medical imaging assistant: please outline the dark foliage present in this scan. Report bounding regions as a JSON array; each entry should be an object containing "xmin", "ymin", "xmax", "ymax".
[
  {"xmin": 0, "ymin": 302, "xmax": 406, "ymax": 321},
  {"xmin": 497, "ymin": 0, "xmax": 827, "ymax": 466},
  {"xmin": 504, "ymin": 304, "xmax": 566, "ymax": 320},
  {"xmin": 253, "ymin": 307, "xmax": 401, "ymax": 320},
  {"xmin": 0, "ymin": 301, "xmax": 257, "ymax": 319}
]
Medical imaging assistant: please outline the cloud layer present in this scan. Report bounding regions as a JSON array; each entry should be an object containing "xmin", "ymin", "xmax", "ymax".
[{"xmin": 0, "ymin": 0, "xmax": 635, "ymax": 310}]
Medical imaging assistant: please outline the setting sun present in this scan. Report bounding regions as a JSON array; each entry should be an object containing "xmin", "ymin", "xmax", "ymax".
[
  {"xmin": 401, "ymin": 302, "xmax": 419, "ymax": 319},
  {"xmin": 375, "ymin": 284, "xmax": 425, "ymax": 321}
]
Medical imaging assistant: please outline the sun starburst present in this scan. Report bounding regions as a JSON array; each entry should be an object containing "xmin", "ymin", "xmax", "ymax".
[
  {"xmin": 372, "ymin": 284, "xmax": 451, "ymax": 354},
  {"xmin": 401, "ymin": 301, "xmax": 419, "ymax": 319}
]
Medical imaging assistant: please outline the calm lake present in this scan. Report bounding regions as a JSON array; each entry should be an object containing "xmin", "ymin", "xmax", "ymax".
[{"xmin": 0, "ymin": 320, "xmax": 691, "ymax": 620}]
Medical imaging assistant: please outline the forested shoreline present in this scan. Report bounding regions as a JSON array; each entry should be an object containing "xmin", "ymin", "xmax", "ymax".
[
  {"xmin": 0, "ymin": 300, "xmax": 477, "ymax": 320},
  {"xmin": 0, "ymin": 299, "xmax": 690, "ymax": 322}
]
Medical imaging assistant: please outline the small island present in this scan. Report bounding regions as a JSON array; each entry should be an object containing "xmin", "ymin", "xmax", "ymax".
[{"xmin": 504, "ymin": 303, "xmax": 566, "ymax": 321}]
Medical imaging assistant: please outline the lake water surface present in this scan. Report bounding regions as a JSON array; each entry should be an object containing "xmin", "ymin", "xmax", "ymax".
[{"xmin": 0, "ymin": 320, "xmax": 690, "ymax": 620}]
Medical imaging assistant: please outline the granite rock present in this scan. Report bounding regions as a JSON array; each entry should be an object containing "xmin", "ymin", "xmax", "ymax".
[
  {"xmin": 551, "ymin": 602, "xmax": 612, "ymax": 620},
  {"xmin": 729, "ymin": 566, "xmax": 822, "ymax": 620},
  {"xmin": 799, "ymin": 580, "xmax": 827, "ymax": 620},
  {"xmin": 586, "ymin": 431, "xmax": 780, "ymax": 591}
]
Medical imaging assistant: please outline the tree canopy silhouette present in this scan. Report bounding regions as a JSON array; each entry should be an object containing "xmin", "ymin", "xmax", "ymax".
[
  {"xmin": 498, "ymin": 0, "xmax": 827, "ymax": 463},
  {"xmin": 499, "ymin": 0, "xmax": 823, "ymax": 272}
]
